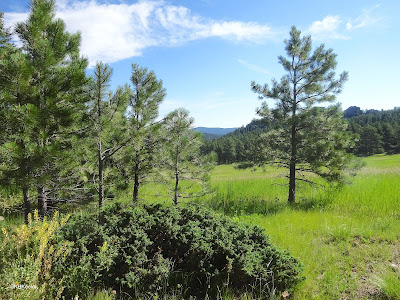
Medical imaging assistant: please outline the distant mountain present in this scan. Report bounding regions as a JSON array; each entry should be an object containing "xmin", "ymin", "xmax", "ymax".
[{"xmin": 194, "ymin": 127, "xmax": 237, "ymax": 136}]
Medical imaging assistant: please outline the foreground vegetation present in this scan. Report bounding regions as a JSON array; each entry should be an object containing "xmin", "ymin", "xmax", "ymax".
[{"xmin": 2, "ymin": 154, "xmax": 399, "ymax": 299}]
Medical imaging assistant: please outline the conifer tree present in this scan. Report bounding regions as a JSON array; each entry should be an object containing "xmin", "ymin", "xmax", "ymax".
[
  {"xmin": 1, "ymin": 0, "xmax": 88, "ymax": 218},
  {"xmin": 0, "ymin": 12, "xmax": 12, "ymax": 48},
  {"xmin": 122, "ymin": 64, "xmax": 166, "ymax": 203},
  {"xmin": 161, "ymin": 108, "xmax": 215, "ymax": 206},
  {"xmin": 251, "ymin": 26, "xmax": 351, "ymax": 203},
  {"xmin": 87, "ymin": 62, "xmax": 128, "ymax": 208},
  {"xmin": 0, "ymin": 13, "xmax": 35, "ymax": 222}
]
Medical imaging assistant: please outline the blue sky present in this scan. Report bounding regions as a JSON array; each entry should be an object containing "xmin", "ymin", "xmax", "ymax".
[{"xmin": 2, "ymin": 0, "xmax": 399, "ymax": 127}]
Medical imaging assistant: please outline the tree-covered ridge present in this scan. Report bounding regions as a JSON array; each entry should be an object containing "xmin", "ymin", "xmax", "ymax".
[
  {"xmin": 202, "ymin": 107, "xmax": 400, "ymax": 164},
  {"xmin": 200, "ymin": 119, "xmax": 270, "ymax": 164},
  {"xmin": 345, "ymin": 107, "xmax": 400, "ymax": 156}
]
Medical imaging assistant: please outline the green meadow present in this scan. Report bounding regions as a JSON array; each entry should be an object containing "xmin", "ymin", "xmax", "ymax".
[
  {"xmin": 87, "ymin": 154, "xmax": 400, "ymax": 299},
  {"xmin": 1, "ymin": 154, "xmax": 400, "ymax": 299},
  {"xmin": 111, "ymin": 154, "xmax": 400, "ymax": 299},
  {"xmin": 197, "ymin": 154, "xmax": 400, "ymax": 299}
]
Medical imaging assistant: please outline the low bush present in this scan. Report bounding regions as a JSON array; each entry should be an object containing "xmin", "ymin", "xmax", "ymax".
[{"xmin": 56, "ymin": 203, "xmax": 304, "ymax": 299}]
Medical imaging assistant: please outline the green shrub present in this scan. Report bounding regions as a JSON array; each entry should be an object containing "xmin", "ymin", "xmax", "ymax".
[{"xmin": 56, "ymin": 203, "xmax": 303, "ymax": 299}]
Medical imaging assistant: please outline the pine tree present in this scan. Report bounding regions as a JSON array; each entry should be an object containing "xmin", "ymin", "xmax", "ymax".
[
  {"xmin": 122, "ymin": 64, "xmax": 166, "ymax": 203},
  {"xmin": 87, "ymin": 62, "xmax": 128, "ymax": 208},
  {"xmin": 251, "ymin": 26, "xmax": 351, "ymax": 203},
  {"xmin": 1, "ymin": 0, "xmax": 88, "ymax": 218},
  {"xmin": 0, "ymin": 12, "xmax": 12, "ymax": 48},
  {"xmin": 0, "ymin": 12, "xmax": 36, "ymax": 222},
  {"xmin": 161, "ymin": 108, "xmax": 215, "ymax": 206},
  {"xmin": 357, "ymin": 125, "xmax": 384, "ymax": 156}
]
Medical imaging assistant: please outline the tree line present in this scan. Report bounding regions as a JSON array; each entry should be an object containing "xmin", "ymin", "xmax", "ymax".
[
  {"xmin": 345, "ymin": 107, "xmax": 400, "ymax": 156},
  {"xmin": 0, "ymin": 1, "xmax": 214, "ymax": 222},
  {"xmin": 202, "ymin": 107, "xmax": 400, "ymax": 164}
]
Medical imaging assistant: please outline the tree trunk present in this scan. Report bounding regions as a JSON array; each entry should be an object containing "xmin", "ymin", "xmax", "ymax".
[
  {"xmin": 132, "ymin": 162, "xmax": 140, "ymax": 203},
  {"xmin": 174, "ymin": 172, "xmax": 179, "ymax": 206},
  {"xmin": 288, "ymin": 125, "xmax": 297, "ymax": 203},
  {"xmin": 288, "ymin": 161, "xmax": 296, "ymax": 204},
  {"xmin": 97, "ymin": 82, "xmax": 104, "ymax": 209},
  {"xmin": 98, "ymin": 157, "xmax": 104, "ymax": 208},
  {"xmin": 289, "ymin": 63, "xmax": 297, "ymax": 204},
  {"xmin": 23, "ymin": 186, "xmax": 31, "ymax": 224},
  {"xmin": 37, "ymin": 186, "xmax": 47, "ymax": 218}
]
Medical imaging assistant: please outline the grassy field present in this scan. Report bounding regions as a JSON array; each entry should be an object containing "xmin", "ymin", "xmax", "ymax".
[
  {"xmin": 1, "ymin": 154, "xmax": 399, "ymax": 299},
  {"xmin": 198, "ymin": 154, "xmax": 400, "ymax": 299}
]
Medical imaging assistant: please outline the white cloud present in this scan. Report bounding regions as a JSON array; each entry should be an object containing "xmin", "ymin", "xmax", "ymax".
[
  {"xmin": 346, "ymin": 4, "xmax": 382, "ymax": 30},
  {"xmin": 4, "ymin": 0, "xmax": 276, "ymax": 67},
  {"xmin": 307, "ymin": 15, "xmax": 349, "ymax": 40}
]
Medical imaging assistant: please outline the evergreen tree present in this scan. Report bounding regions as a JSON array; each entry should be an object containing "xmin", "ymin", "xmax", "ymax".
[
  {"xmin": 251, "ymin": 26, "xmax": 351, "ymax": 203},
  {"xmin": 381, "ymin": 123, "xmax": 397, "ymax": 154},
  {"xmin": 161, "ymin": 109, "xmax": 215, "ymax": 206},
  {"xmin": 0, "ymin": 13, "xmax": 34, "ymax": 222},
  {"xmin": 356, "ymin": 125, "xmax": 384, "ymax": 156},
  {"xmin": 122, "ymin": 63, "xmax": 166, "ymax": 203},
  {"xmin": 0, "ymin": 12, "xmax": 12, "ymax": 48},
  {"xmin": 87, "ymin": 62, "xmax": 128, "ymax": 208},
  {"xmin": 1, "ymin": 0, "xmax": 88, "ymax": 218}
]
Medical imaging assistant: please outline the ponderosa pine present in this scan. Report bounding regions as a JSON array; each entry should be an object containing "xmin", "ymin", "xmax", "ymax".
[
  {"xmin": 1, "ymin": 0, "xmax": 88, "ymax": 218},
  {"xmin": 251, "ymin": 26, "xmax": 351, "ymax": 204}
]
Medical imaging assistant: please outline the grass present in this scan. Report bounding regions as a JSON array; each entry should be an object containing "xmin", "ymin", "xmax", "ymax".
[
  {"xmin": 199, "ymin": 154, "xmax": 400, "ymax": 299},
  {"xmin": 1, "ymin": 154, "xmax": 400, "ymax": 299}
]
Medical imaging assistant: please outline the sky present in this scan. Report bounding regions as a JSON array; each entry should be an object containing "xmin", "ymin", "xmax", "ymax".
[{"xmin": 2, "ymin": 0, "xmax": 399, "ymax": 127}]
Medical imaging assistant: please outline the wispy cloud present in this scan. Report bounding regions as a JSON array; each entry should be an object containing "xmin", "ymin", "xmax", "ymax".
[
  {"xmin": 237, "ymin": 59, "xmax": 272, "ymax": 75},
  {"xmin": 4, "ymin": 0, "xmax": 276, "ymax": 67},
  {"xmin": 307, "ymin": 5, "xmax": 383, "ymax": 41},
  {"xmin": 346, "ymin": 4, "xmax": 382, "ymax": 30},
  {"xmin": 307, "ymin": 15, "xmax": 349, "ymax": 40}
]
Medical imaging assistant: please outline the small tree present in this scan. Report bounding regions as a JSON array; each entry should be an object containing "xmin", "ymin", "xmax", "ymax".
[
  {"xmin": 122, "ymin": 63, "xmax": 166, "ymax": 203},
  {"xmin": 161, "ymin": 108, "xmax": 215, "ymax": 206},
  {"xmin": 251, "ymin": 26, "xmax": 351, "ymax": 204},
  {"xmin": 87, "ymin": 62, "xmax": 128, "ymax": 208}
]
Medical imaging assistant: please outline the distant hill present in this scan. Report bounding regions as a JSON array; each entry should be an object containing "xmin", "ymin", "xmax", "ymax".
[
  {"xmin": 225, "ymin": 119, "xmax": 269, "ymax": 136},
  {"xmin": 194, "ymin": 127, "xmax": 237, "ymax": 136}
]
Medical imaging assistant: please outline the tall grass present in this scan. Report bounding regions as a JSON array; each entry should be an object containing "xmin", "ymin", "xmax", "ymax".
[{"xmin": 198, "ymin": 154, "xmax": 400, "ymax": 299}]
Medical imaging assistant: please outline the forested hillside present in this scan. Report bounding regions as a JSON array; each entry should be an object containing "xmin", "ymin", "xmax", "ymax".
[
  {"xmin": 346, "ymin": 107, "xmax": 400, "ymax": 156},
  {"xmin": 202, "ymin": 107, "xmax": 400, "ymax": 164}
]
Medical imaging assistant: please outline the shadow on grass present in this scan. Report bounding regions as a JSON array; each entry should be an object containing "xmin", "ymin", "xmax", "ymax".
[{"xmin": 198, "ymin": 194, "xmax": 334, "ymax": 217}]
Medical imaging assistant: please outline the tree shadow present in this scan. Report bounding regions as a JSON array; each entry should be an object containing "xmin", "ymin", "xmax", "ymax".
[{"xmin": 198, "ymin": 193, "xmax": 334, "ymax": 217}]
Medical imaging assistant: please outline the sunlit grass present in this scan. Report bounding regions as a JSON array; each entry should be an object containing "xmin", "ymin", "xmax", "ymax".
[
  {"xmin": 123, "ymin": 154, "xmax": 400, "ymax": 298},
  {"xmin": 198, "ymin": 154, "xmax": 400, "ymax": 299}
]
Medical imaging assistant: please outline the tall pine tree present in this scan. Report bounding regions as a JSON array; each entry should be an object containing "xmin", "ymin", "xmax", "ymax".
[
  {"xmin": 1, "ymin": 0, "xmax": 88, "ymax": 218},
  {"xmin": 0, "ymin": 12, "xmax": 35, "ymax": 222},
  {"xmin": 251, "ymin": 26, "xmax": 352, "ymax": 203}
]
